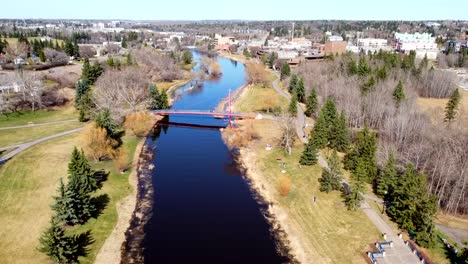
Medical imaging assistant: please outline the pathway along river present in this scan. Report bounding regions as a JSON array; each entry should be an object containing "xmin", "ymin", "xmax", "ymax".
[{"xmin": 137, "ymin": 51, "xmax": 288, "ymax": 263}]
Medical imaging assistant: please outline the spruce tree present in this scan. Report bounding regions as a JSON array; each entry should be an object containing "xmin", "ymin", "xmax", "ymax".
[
  {"xmin": 393, "ymin": 80, "xmax": 405, "ymax": 106},
  {"xmin": 159, "ymin": 91, "xmax": 170, "ymax": 109},
  {"xmin": 182, "ymin": 50, "xmax": 192, "ymax": 64},
  {"xmin": 376, "ymin": 154, "xmax": 397, "ymax": 197},
  {"xmin": 288, "ymin": 93, "xmax": 298, "ymax": 117},
  {"xmin": 357, "ymin": 56, "xmax": 370, "ymax": 77},
  {"xmin": 296, "ymin": 77, "xmax": 305, "ymax": 103},
  {"xmin": 280, "ymin": 63, "xmax": 291, "ymax": 80},
  {"xmin": 344, "ymin": 125, "xmax": 377, "ymax": 182},
  {"xmin": 39, "ymin": 50, "xmax": 46, "ymax": 62},
  {"xmin": 299, "ymin": 139, "xmax": 318, "ymax": 166},
  {"xmin": 445, "ymin": 89, "xmax": 461, "ymax": 122},
  {"xmin": 305, "ymin": 89, "xmax": 318, "ymax": 117},
  {"xmin": 38, "ymin": 219, "xmax": 79, "ymax": 263},
  {"xmin": 75, "ymin": 79, "xmax": 90, "ymax": 108},
  {"xmin": 345, "ymin": 158, "xmax": 366, "ymax": 210},
  {"xmin": 81, "ymin": 59, "xmax": 91, "ymax": 81},
  {"xmin": 311, "ymin": 107, "xmax": 329, "ymax": 148},
  {"xmin": 149, "ymin": 84, "xmax": 160, "ymax": 110},
  {"xmin": 319, "ymin": 150, "xmax": 343, "ymax": 193},
  {"xmin": 51, "ymin": 178, "xmax": 73, "ymax": 224},
  {"xmin": 88, "ymin": 62, "xmax": 104, "ymax": 84},
  {"xmin": 330, "ymin": 111, "xmax": 350, "ymax": 152},
  {"xmin": 288, "ymin": 74, "xmax": 298, "ymax": 94}
]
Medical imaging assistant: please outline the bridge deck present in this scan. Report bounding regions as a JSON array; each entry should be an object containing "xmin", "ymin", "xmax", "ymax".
[{"xmin": 150, "ymin": 110, "xmax": 256, "ymax": 118}]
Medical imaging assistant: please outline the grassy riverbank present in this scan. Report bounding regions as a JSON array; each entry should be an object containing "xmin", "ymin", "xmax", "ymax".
[
  {"xmin": 0, "ymin": 130, "xmax": 141, "ymax": 263},
  {"xmin": 223, "ymin": 120, "xmax": 381, "ymax": 263}
]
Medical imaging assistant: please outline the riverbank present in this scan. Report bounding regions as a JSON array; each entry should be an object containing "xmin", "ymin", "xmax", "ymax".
[
  {"xmin": 222, "ymin": 120, "xmax": 381, "ymax": 263},
  {"xmin": 94, "ymin": 135, "xmax": 146, "ymax": 264}
]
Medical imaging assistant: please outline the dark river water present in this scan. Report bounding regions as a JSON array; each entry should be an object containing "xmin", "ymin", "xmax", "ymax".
[{"xmin": 141, "ymin": 51, "xmax": 287, "ymax": 263}]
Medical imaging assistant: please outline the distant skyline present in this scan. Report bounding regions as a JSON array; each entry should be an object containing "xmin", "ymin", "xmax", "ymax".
[{"xmin": 2, "ymin": 0, "xmax": 468, "ymax": 21}]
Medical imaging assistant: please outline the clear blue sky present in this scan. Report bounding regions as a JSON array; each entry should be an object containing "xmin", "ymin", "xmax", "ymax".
[{"xmin": 2, "ymin": 0, "xmax": 467, "ymax": 20}]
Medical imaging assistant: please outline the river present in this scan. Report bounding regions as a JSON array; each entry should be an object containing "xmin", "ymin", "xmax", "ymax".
[{"xmin": 141, "ymin": 51, "xmax": 287, "ymax": 263}]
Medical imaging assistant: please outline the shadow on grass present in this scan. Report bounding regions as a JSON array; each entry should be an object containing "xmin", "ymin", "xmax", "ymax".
[
  {"xmin": 91, "ymin": 194, "xmax": 110, "ymax": 219},
  {"xmin": 71, "ymin": 230, "xmax": 95, "ymax": 259},
  {"xmin": 94, "ymin": 170, "xmax": 109, "ymax": 189}
]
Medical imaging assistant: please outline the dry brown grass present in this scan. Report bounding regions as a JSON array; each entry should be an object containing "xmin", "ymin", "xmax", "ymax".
[
  {"xmin": 228, "ymin": 120, "xmax": 381, "ymax": 263},
  {"xmin": 417, "ymin": 89, "xmax": 468, "ymax": 130},
  {"xmin": 435, "ymin": 213, "xmax": 468, "ymax": 231},
  {"xmin": 0, "ymin": 134, "xmax": 79, "ymax": 264}
]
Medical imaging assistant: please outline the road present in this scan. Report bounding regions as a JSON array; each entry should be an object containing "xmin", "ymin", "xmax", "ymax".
[
  {"xmin": 0, "ymin": 119, "xmax": 78, "ymax": 130},
  {"xmin": 0, "ymin": 127, "xmax": 83, "ymax": 164},
  {"xmin": 271, "ymin": 73, "xmax": 420, "ymax": 263}
]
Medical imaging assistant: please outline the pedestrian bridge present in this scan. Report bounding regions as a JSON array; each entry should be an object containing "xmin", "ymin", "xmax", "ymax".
[{"xmin": 150, "ymin": 110, "xmax": 257, "ymax": 119}]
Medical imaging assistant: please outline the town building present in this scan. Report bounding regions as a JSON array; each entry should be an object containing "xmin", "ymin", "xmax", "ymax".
[
  {"xmin": 394, "ymin": 32, "xmax": 437, "ymax": 52},
  {"xmin": 357, "ymin": 38, "xmax": 389, "ymax": 52},
  {"xmin": 214, "ymin": 34, "xmax": 237, "ymax": 46},
  {"xmin": 324, "ymin": 41, "xmax": 347, "ymax": 55}
]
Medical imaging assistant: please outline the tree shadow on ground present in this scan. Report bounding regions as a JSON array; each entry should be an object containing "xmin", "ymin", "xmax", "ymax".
[
  {"xmin": 91, "ymin": 193, "xmax": 110, "ymax": 219},
  {"xmin": 71, "ymin": 230, "xmax": 94, "ymax": 259},
  {"xmin": 94, "ymin": 170, "xmax": 109, "ymax": 189}
]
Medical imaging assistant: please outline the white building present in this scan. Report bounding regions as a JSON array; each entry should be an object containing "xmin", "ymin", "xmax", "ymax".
[
  {"xmin": 357, "ymin": 38, "xmax": 390, "ymax": 52},
  {"xmin": 394, "ymin": 32, "xmax": 437, "ymax": 51},
  {"xmin": 329, "ymin": 35, "xmax": 344, "ymax": 42}
]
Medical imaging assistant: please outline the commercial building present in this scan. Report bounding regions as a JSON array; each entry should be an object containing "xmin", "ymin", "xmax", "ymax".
[
  {"xmin": 394, "ymin": 32, "xmax": 437, "ymax": 52},
  {"xmin": 357, "ymin": 38, "xmax": 389, "ymax": 52},
  {"xmin": 324, "ymin": 41, "xmax": 347, "ymax": 55}
]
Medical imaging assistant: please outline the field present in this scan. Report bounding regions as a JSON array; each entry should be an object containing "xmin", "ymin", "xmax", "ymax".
[
  {"xmin": 236, "ymin": 120, "xmax": 381, "ymax": 263},
  {"xmin": 0, "ymin": 106, "xmax": 77, "ymax": 127},
  {"xmin": 0, "ymin": 132, "xmax": 139, "ymax": 263},
  {"xmin": 0, "ymin": 121, "xmax": 82, "ymax": 147},
  {"xmin": 2, "ymin": 37, "xmax": 64, "ymax": 47},
  {"xmin": 417, "ymin": 89, "xmax": 468, "ymax": 130},
  {"xmin": 234, "ymin": 84, "xmax": 289, "ymax": 113}
]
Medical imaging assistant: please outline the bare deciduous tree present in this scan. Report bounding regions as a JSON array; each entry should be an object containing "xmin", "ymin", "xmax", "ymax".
[
  {"xmin": 278, "ymin": 113, "xmax": 296, "ymax": 155},
  {"xmin": 79, "ymin": 46, "xmax": 96, "ymax": 59},
  {"xmin": 44, "ymin": 48, "xmax": 68, "ymax": 65},
  {"xmin": 93, "ymin": 67, "xmax": 149, "ymax": 120}
]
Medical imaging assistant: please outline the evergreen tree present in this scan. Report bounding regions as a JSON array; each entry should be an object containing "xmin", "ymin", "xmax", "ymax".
[
  {"xmin": 288, "ymin": 74, "xmax": 298, "ymax": 93},
  {"xmin": 376, "ymin": 154, "xmax": 397, "ymax": 197},
  {"xmin": 75, "ymin": 79, "xmax": 90, "ymax": 108},
  {"xmin": 88, "ymin": 62, "xmax": 104, "ymax": 84},
  {"xmin": 267, "ymin": 52, "xmax": 277, "ymax": 69},
  {"xmin": 182, "ymin": 50, "xmax": 192, "ymax": 64},
  {"xmin": 299, "ymin": 139, "xmax": 318, "ymax": 166},
  {"xmin": 50, "ymin": 178, "xmax": 73, "ymax": 224},
  {"xmin": 64, "ymin": 39, "xmax": 74, "ymax": 57},
  {"xmin": 73, "ymin": 41, "xmax": 80, "ymax": 58},
  {"xmin": 319, "ymin": 150, "xmax": 343, "ymax": 193},
  {"xmin": 330, "ymin": 111, "xmax": 350, "ymax": 152},
  {"xmin": 68, "ymin": 147, "xmax": 97, "ymax": 194},
  {"xmin": 445, "ymin": 89, "xmax": 461, "ymax": 122},
  {"xmin": 311, "ymin": 110, "xmax": 328, "ymax": 148},
  {"xmin": 159, "ymin": 91, "xmax": 170, "ymax": 109},
  {"xmin": 280, "ymin": 63, "xmax": 291, "ymax": 80},
  {"xmin": 357, "ymin": 56, "xmax": 370, "ymax": 77},
  {"xmin": 344, "ymin": 125, "xmax": 377, "ymax": 183},
  {"xmin": 393, "ymin": 80, "xmax": 405, "ymax": 106},
  {"xmin": 386, "ymin": 164, "xmax": 437, "ymax": 247},
  {"xmin": 376, "ymin": 65, "xmax": 388, "ymax": 80},
  {"xmin": 39, "ymin": 50, "xmax": 46, "ymax": 62},
  {"xmin": 38, "ymin": 219, "xmax": 79, "ymax": 263},
  {"xmin": 121, "ymin": 36, "xmax": 128, "ymax": 48},
  {"xmin": 149, "ymin": 84, "xmax": 160, "ymax": 110},
  {"xmin": 345, "ymin": 158, "xmax": 366, "ymax": 210},
  {"xmin": 288, "ymin": 93, "xmax": 298, "ymax": 116},
  {"xmin": 95, "ymin": 109, "xmax": 119, "ymax": 140},
  {"xmin": 81, "ymin": 59, "xmax": 91, "ymax": 81},
  {"xmin": 305, "ymin": 88, "xmax": 318, "ymax": 117},
  {"xmin": 361, "ymin": 76, "xmax": 376, "ymax": 94},
  {"xmin": 296, "ymin": 77, "xmax": 305, "ymax": 103},
  {"xmin": 347, "ymin": 59, "xmax": 358, "ymax": 75}
]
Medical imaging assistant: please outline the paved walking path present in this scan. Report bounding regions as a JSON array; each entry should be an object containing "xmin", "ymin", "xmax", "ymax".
[
  {"xmin": 0, "ymin": 119, "xmax": 78, "ymax": 130},
  {"xmin": 271, "ymin": 73, "xmax": 420, "ymax": 263},
  {"xmin": 0, "ymin": 127, "xmax": 83, "ymax": 164}
]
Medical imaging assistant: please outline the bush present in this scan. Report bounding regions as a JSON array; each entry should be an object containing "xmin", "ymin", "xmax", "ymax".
[
  {"xmin": 81, "ymin": 122, "xmax": 117, "ymax": 161},
  {"xmin": 123, "ymin": 111, "xmax": 156, "ymax": 137}
]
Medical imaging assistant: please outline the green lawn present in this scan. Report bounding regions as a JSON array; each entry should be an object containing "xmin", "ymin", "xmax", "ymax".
[
  {"xmin": 0, "ymin": 132, "xmax": 141, "ymax": 264},
  {"xmin": 242, "ymin": 120, "xmax": 381, "ymax": 263},
  {"xmin": 0, "ymin": 121, "xmax": 83, "ymax": 147},
  {"xmin": 0, "ymin": 106, "xmax": 77, "ymax": 127},
  {"xmin": 235, "ymin": 84, "xmax": 288, "ymax": 114},
  {"xmin": 70, "ymin": 135, "xmax": 139, "ymax": 264}
]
